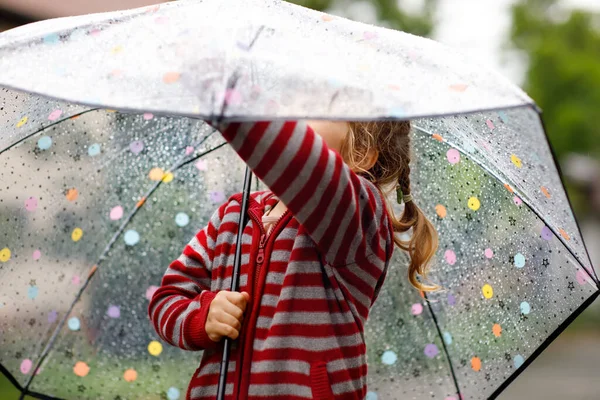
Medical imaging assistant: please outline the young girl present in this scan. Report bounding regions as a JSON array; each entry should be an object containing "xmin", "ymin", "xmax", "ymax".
[{"xmin": 149, "ymin": 119, "xmax": 438, "ymax": 400}]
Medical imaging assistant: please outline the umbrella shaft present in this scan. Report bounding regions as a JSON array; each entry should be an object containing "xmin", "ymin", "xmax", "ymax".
[{"xmin": 217, "ymin": 166, "xmax": 253, "ymax": 400}]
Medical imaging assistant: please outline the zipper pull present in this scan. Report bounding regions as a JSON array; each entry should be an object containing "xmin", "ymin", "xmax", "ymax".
[{"xmin": 256, "ymin": 233, "xmax": 266, "ymax": 264}]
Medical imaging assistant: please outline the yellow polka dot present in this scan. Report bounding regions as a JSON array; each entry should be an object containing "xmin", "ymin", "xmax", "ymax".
[
  {"xmin": 148, "ymin": 340, "xmax": 163, "ymax": 356},
  {"xmin": 511, "ymin": 154, "xmax": 522, "ymax": 168},
  {"xmin": 0, "ymin": 248, "xmax": 11, "ymax": 262},
  {"xmin": 71, "ymin": 228, "xmax": 83, "ymax": 242},
  {"xmin": 468, "ymin": 197, "xmax": 481, "ymax": 211},
  {"xmin": 149, "ymin": 168, "xmax": 165, "ymax": 181},
  {"xmin": 16, "ymin": 116, "xmax": 28, "ymax": 128},
  {"xmin": 482, "ymin": 284, "xmax": 493, "ymax": 299},
  {"xmin": 111, "ymin": 45, "xmax": 123, "ymax": 54},
  {"xmin": 123, "ymin": 368, "xmax": 138, "ymax": 382},
  {"xmin": 162, "ymin": 172, "xmax": 174, "ymax": 183}
]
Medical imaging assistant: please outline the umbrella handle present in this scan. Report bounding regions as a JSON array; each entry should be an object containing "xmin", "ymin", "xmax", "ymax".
[{"xmin": 217, "ymin": 165, "xmax": 253, "ymax": 400}]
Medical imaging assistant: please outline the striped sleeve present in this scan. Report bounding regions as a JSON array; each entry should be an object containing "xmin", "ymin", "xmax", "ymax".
[
  {"xmin": 215, "ymin": 120, "xmax": 392, "ymax": 267},
  {"xmin": 148, "ymin": 202, "xmax": 226, "ymax": 351}
]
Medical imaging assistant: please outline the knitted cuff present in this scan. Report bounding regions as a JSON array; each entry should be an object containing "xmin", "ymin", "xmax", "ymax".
[{"xmin": 186, "ymin": 291, "xmax": 219, "ymax": 350}]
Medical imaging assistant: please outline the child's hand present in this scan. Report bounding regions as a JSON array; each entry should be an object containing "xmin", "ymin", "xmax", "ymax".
[{"xmin": 205, "ymin": 291, "xmax": 251, "ymax": 342}]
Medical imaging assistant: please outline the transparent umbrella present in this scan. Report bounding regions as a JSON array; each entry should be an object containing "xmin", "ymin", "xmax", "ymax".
[{"xmin": 0, "ymin": 1, "xmax": 597, "ymax": 399}]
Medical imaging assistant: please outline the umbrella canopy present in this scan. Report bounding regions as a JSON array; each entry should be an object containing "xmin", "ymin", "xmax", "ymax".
[{"xmin": 0, "ymin": 1, "xmax": 597, "ymax": 399}]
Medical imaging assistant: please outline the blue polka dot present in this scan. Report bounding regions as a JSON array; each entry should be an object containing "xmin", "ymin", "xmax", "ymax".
[
  {"xmin": 88, "ymin": 143, "xmax": 101, "ymax": 157},
  {"xmin": 28, "ymin": 286, "xmax": 39, "ymax": 299},
  {"xmin": 388, "ymin": 107, "xmax": 406, "ymax": 118},
  {"xmin": 366, "ymin": 391, "xmax": 378, "ymax": 400},
  {"xmin": 327, "ymin": 77, "xmax": 343, "ymax": 88},
  {"xmin": 68, "ymin": 317, "xmax": 81, "ymax": 331},
  {"xmin": 43, "ymin": 33, "xmax": 60, "ymax": 44},
  {"xmin": 381, "ymin": 350, "xmax": 397, "ymax": 365},
  {"xmin": 498, "ymin": 111, "xmax": 509, "ymax": 123},
  {"xmin": 124, "ymin": 230, "xmax": 140, "ymax": 246},
  {"xmin": 514, "ymin": 253, "xmax": 525, "ymax": 268},
  {"xmin": 520, "ymin": 301, "xmax": 531, "ymax": 315},
  {"xmin": 514, "ymin": 354, "xmax": 524, "ymax": 369},
  {"xmin": 175, "ymin": 212, "xmax": 190, "ymax": 227},
  {"xmin": 38, "ymin": 136, "xmax": 52, "ymax": 150},
  {"xmin": 167, "ymin": 387, "xmax": 180, "ymax": 400},
  {"xmin": 443, "ymin": 331, "xmax": 453, "ymax": 345}
]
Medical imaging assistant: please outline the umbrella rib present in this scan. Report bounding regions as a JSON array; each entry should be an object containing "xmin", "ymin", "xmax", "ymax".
[
  {"xmin": 17, "ymin": 132, "xmax": 226, "ymax": 398},
  {"xmin": 412, "ymin": 123, "xmax": 599, "ymax": 288},
  {"xmin": 423, "ymin": 293, "xmax": 462, "ymax": 398},
  {"xmin": 0, "ymin": 108, "xmax": 98, "ymax": 156}
]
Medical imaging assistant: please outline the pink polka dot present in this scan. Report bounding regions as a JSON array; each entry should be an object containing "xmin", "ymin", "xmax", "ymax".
[
  {"xmin": 446, "ymin": 149, "xmax": 460, "ymax": 165},
  {"xmin": 143, "ymin": 113, "xmax": 154, "ymax": 120},
  {"xmin": 48, "ymin": 109, "xmax": 63, "ymax": 121},
  {"xmin": 110, "ymin": 206, "xmax": 124, "ymax": 221},
  {"xmin": 32, "ymin": 250, "xmax": 41, "ymax": 260},
  {"xmin": 484, "ymin": 248, "xmax": 493, "ymax": 259},
  {"xmin": 20, "ymin": 359, "xmax": 32, "ymax": 374},
  {"xmin": 444, "ymin": 250, "xmax": 457, "ymax": 265},
  {"xmin": 513, "ymin": 196, "xmax": 523, "ymax": 206},
  {"xmin": 146, "ymin": 285, "xmax": 159, "ymax": 300},
  {"xmin": 224, "ymin": 89, "xmax": 242, "ymax": 106},
  {"xmin": 486, "ymin": 119, "xmax": 495, "ymax": 131},
  {"xmin": 576, "ymin": 269, "xmax": 590, "ymax": 285},
  {"xmin": 24, "ymin": 197, "xmax": 38, "ymax": 212},
  {"xmin": 195, "ymin": 159, "xmax": 208, "ymax": 171},
  {"xmin": 445, "ymin": 397, "xmax": 458, "ymax": 400},
  {"xmin": 72, "ymin": 275, "xmax": 81, "ymax": 285},
  {"xmin": 185, "ymin": 146, "xmax": 194, "ymax": 155},
  {"xmin": 411, "ymin": 303, "xmax": 423, "ymax": 315}
]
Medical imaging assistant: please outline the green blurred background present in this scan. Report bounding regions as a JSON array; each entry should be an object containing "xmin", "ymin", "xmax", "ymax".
[{"xmin": 0, "ymin": 0, "xmax": 598, "ymax": 398}]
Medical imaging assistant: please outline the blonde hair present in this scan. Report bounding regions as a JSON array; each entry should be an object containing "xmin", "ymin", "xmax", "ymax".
[{"xmin": 342, "ymin": 121, "xmax": 439, "ymax": 292}]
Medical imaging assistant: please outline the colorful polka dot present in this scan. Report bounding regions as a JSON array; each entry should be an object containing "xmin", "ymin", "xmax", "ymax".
[
  {"xmin": 446, "ymin": 149, "xmax": 460, "ymax": 164},
  {"xmin": 148, "ymin": 341, "xmax": 163, "ymax": 356},
  {"xmin": 32, "ymin": 249, "xmax": 41, "ymax": 260},
  {"xmin": 482, "ymin": 284, "xmax": 493, "ymax": 299},
  {"xmin": 0, "ymin": 248, "xmax": 11, "ymax": 263},
  {"xmin": 66, "ymin": 188, "xmax": 78, "ymax": 202},
  {"xmin": 513, "ymin": 196, "xmax": 523, "ymax": 206},
  {"xmin": 559, "ymin": 228, "xmax": 571, "ymax": 241},
  {"xmin": 210, "ymin": 191, "xmax": 225, "ymax": 203},
  {"xmin": 443, "ymin": 331, "xmax": 453, "ymax": 345},
  {"xmin": 167, "ymin": 387, "xmax": 181, "ymax": 400},
  {"xmin": 20, "ymin": 359, "xmax": 32, "ymax": 374},
  {"xmin": 447, "ymin": 294, "xmax": 456, "ymax": 306},
  {"xmin": 467, "ymin": 197, "xmax": 480, "ymax": 211},
  {"xmin": 492, "ymin": 323, "xmax": 502, "ymax": 338},
  {"xmin": 411, "ymin": 303, "xmax": 423, "ymax": 316},
  {"xmin": 124, "ymin": 230, "xmax": 140, "ymax": 246},
  {"xmin": 68, "ymin": 317, "xmax": 81, "ymax": 331},
  {"xmin": 514, "ymin": 253, "xmax": 525, "ymax": 268},
  {"xmin": 365, "ymin": 392, "xmax": 377, "ymax": 400},
  {"xmin": 471, "ymin": 357, "xmax": 481, "ymax": 372},
  {"xmin": 541, "ymin": 226, "xmax": 553, "ymax": 241},
  {"xmin": 73, "ymin": 361, "xmax": 89, "ymax": 377},
  {"xmin": 71, "ymin": 228, "xmax": 83, "ymax": 242},
  {"xmin": 163, "ymin": 72, "xmax": 181, "ymax": 84},
  {"xmin": 162, "ymin": 172, "xmax": 174, "ymax": 183},
  {"xmin": 224, "ymin": 89, "xmax": 242, "ymax": 106},
  {"xmin": 195, "ymin": 159, "xmax": 208, "ymax": 171},
  {"xmin": 110, "ymin": 206, "xmax": 124, "ymax": 221},
  {"xmin": 424, "ymin": 344, "xmax": 439, "ymax": 358},
  {"xmin": 513, "ymin": 355, "xmax": 525, "ymax": 369},
  {"xmin": 435, "ymin": 204, "xmax": 447, "ymax": 218},
  {"xmin": 146, "ymin": 285, "xmax": 159, "ymax": 301},
  {"xmin": 72, "ymin": 275, "xmax": 81, "ymax": 285},
  {"xmin": 149, "ymin": 168, "xmax": 165, "ymax": 181},
  {"xmin": 541, "ymin": 186, "xmax": 551, "ymax": 198},
  {"xmin": 129, "ymin": 140, "xmax": 144, "ymax": 154},
  {"xmin": 576, "ymin": 269, "xmax": 590, "ymax": 285},
  {"xmin": 28, "ymin": 286, "xmax": 38, "ymax": 299},
  {"xmin": 511, "ymin": 154, "xmax": 522, "ymax": 168},
  {"xmin": 48, "ymin": 109, "xmax": 63, "ymax": 121},
  {"xmin": 444, "ymin": 249, "xmax": 457, "ymax": 265},
  {"xmin": 37, "ymin": 136, "xmax": 52, "ymax": 150},
  {"xmin": 25, "ymin": 196, "xmax": 38, "ymax": 211},
  {"xmin": 175, "ymin": 212, "xmax": 190, "ymax": 227},
  {"xmin": 107, "ymin": 305, "xmax": 120, "ymax": 318},
  {"xmin": 143, "ymin": 113, "xmax": 154, "ymax": 120},
  {"xmin": 16, "ymin": 116, "xmax": 28, "ymax": 128},
  {"xmin": 123, "ymin": 368, "xmax": 138, "ymax": 382},
  {"xmin": 381, "ymin": 350, "xmax": 397, "ymax": 365},
  {"xmin": 484, "ymin": 248, "xmax": 493, "ymax": 259},
  {"xmin": 88, "ymin": 143, "xmax": 101, "ymax": 157},
  {"xmin": 486, "ymin": 119, "xmax": 495, "ymax": 131},
  {"xmin": 43, "ymin": 33, "xmax": 60, "ymax": 44},
  {"xmin": 48, "ymin": 310, "xmax": 57, "ymax": 323},
  {"xmin": 520, "ymin": 301, "xmax": 531, "ymax": 315}
]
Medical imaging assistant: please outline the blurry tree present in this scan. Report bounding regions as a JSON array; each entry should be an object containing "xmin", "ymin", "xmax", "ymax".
[
  {"xmin": 291, "ymin": 0, "xmax": 437, "ymax": 37},
  {"xmin": 510, "ymin": 0, "xmax": 600, "ymax": 215}
]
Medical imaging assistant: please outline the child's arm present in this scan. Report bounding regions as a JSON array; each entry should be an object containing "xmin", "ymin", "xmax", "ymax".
[
  {"xmin": 214, "ymin": 121, "xmax": 392, "ymax": 267},
  {"xmin": 148, "ymin": 203, "xmax": 225, "ymax": 351}
]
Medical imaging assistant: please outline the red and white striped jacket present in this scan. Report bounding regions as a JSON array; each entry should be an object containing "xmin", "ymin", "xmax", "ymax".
[{"xmin": 149, "ymin": 120, "xmax": 394, "ymax": 400}]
